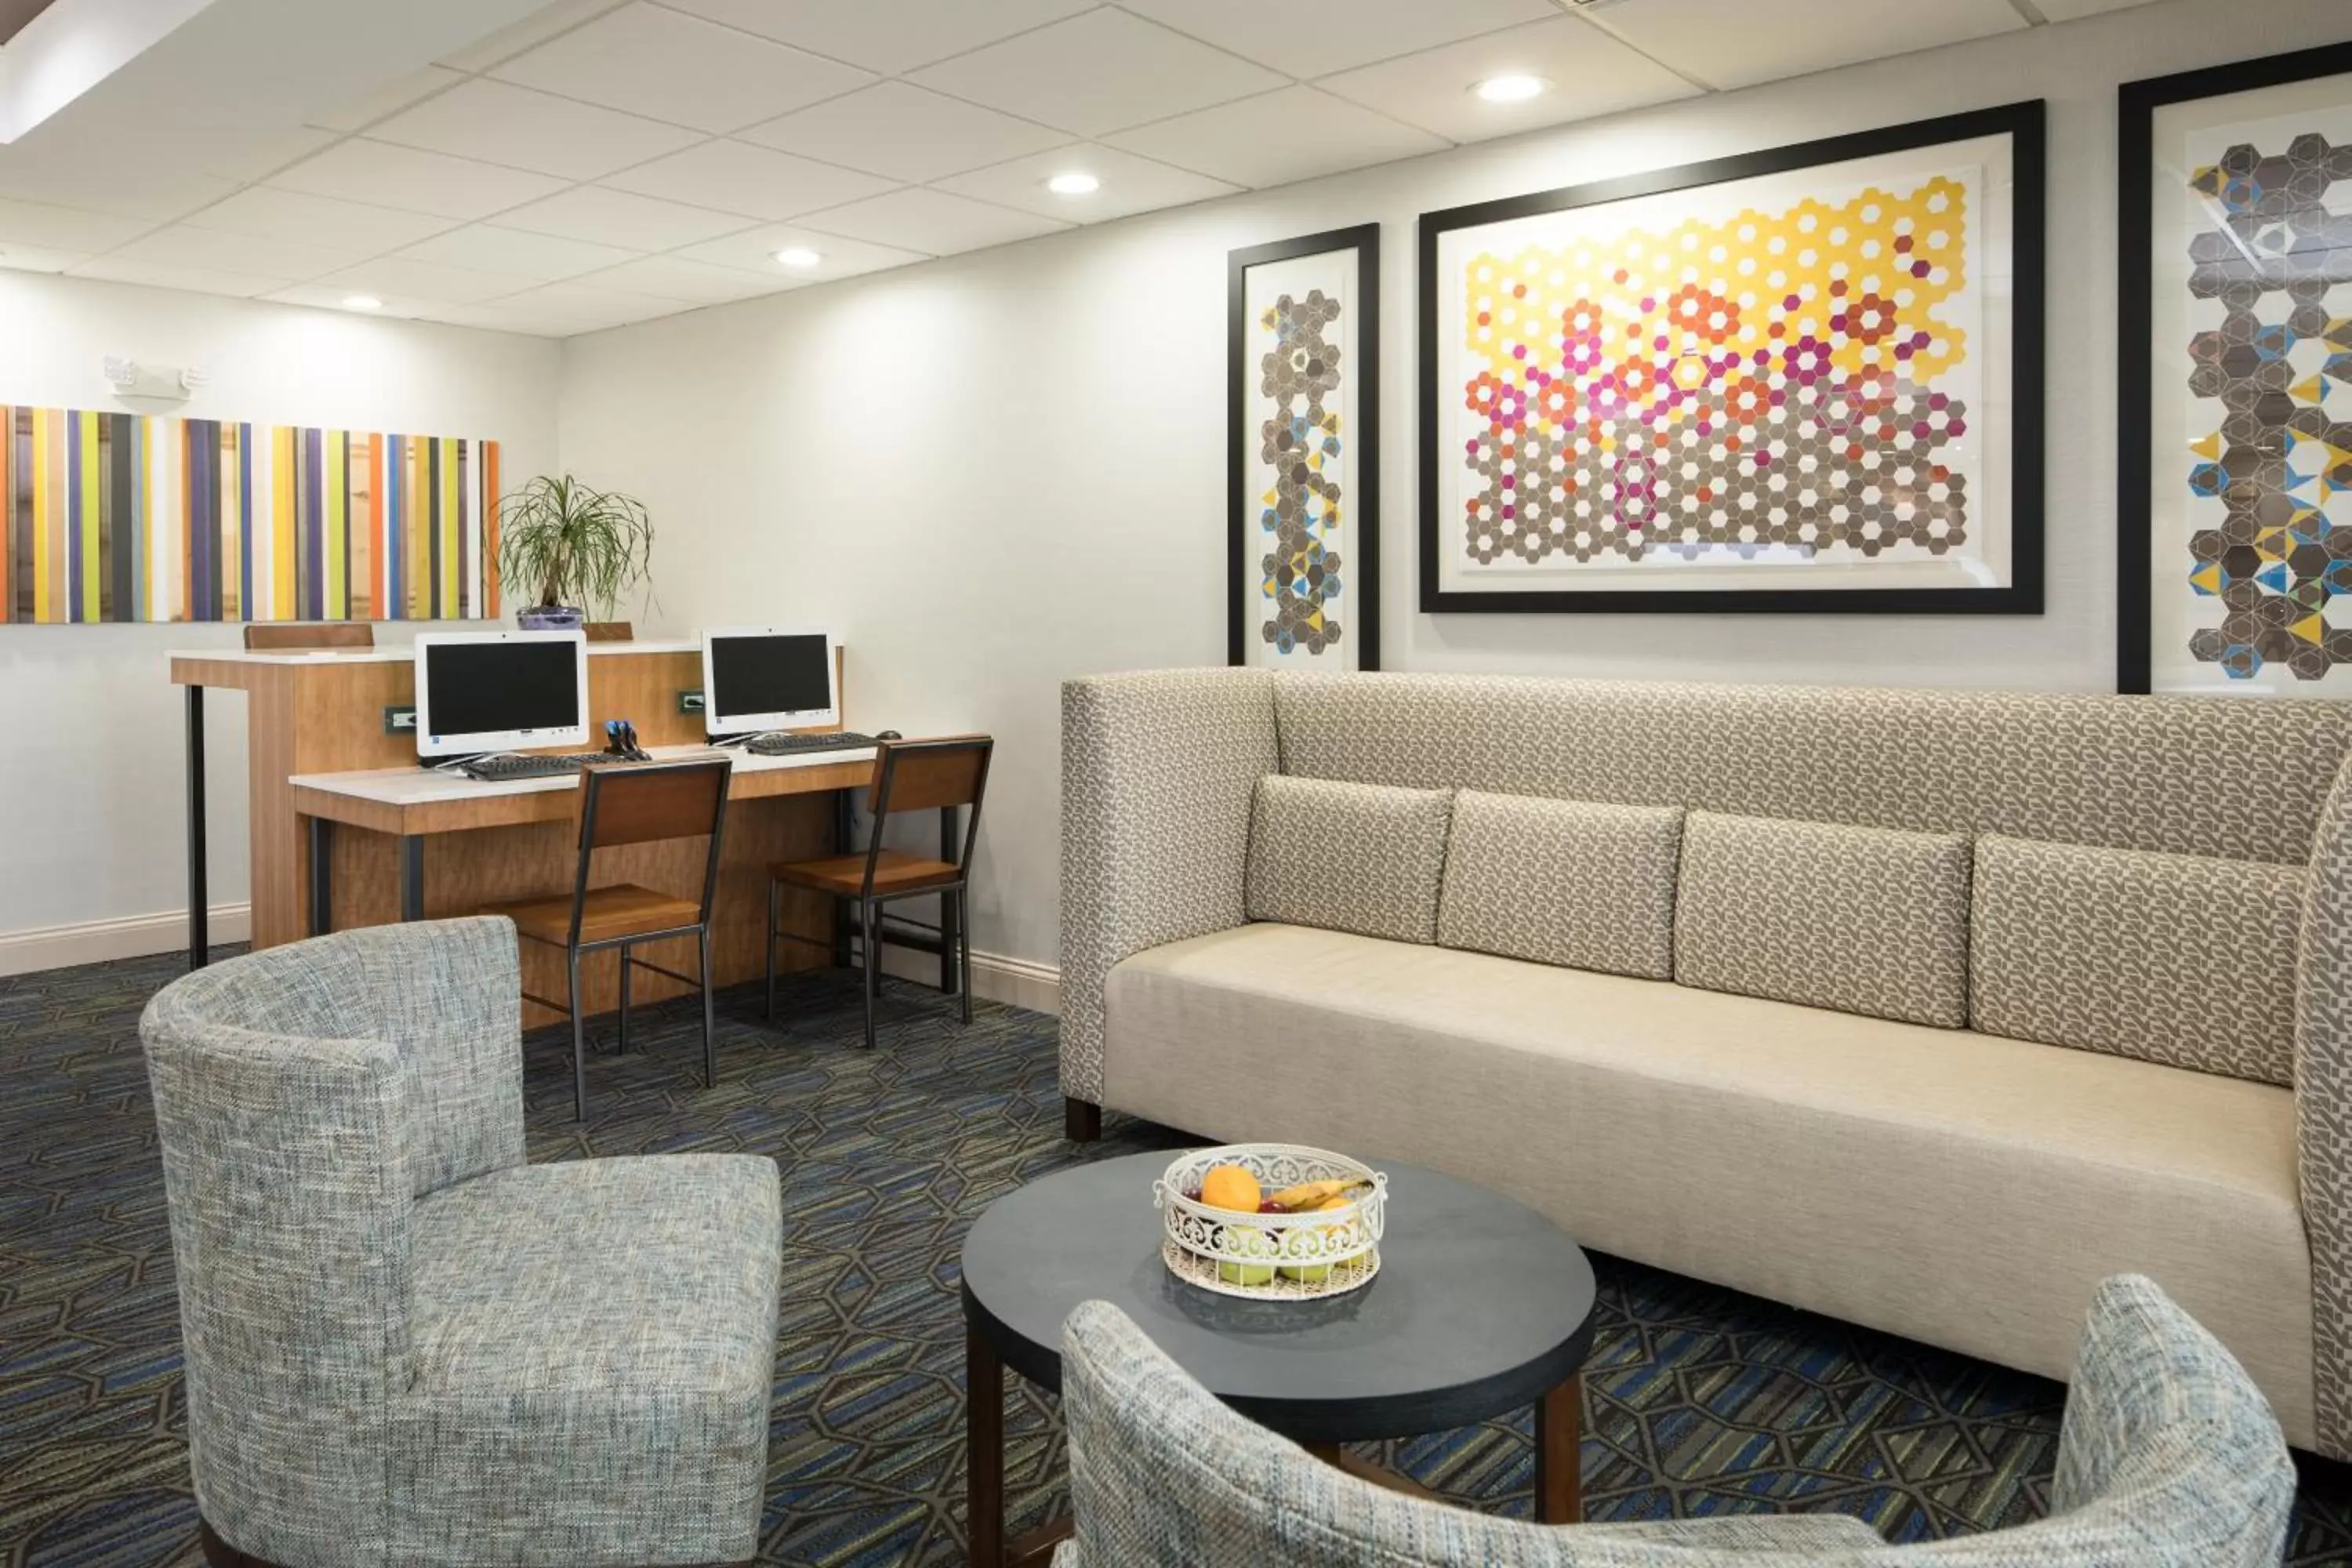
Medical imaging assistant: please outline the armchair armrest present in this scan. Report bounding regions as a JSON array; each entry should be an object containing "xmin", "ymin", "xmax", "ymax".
[
  {"xmin": 1059, "ymin": 670, "xmax": 1277, "ymax": 1106},
  {"xmin": 347, "ymin": 916, "xmax": 525, "ymax": 1196},
  {"xmin": 2299, "ymin": 751, "xmax": 2352, "ymax": 1457}
]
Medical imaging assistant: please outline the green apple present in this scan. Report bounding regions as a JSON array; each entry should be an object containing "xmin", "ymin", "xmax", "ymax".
[
  {"xmin": 1217, "ymin": 1225, "xmax": 1278, "ymax": 1286},
  {"xmin": 1278, "ymin": 1222, "xmax": 1348, "ymax": 1283}
]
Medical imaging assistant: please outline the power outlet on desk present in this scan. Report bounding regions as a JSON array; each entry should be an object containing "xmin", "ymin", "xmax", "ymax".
[
  {"xmin": 679, "ymin": 689, "xmax": 705, "ymax": 715},
  {"xmin": 383, "ymin": 705, "xmax": 417, "ymax": 735}
]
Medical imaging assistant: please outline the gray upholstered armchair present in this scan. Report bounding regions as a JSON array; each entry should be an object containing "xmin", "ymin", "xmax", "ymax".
[
  {"xmin": 1058, "ymin": 1276, "xmax": 2293, "ymax": 1567},
  {"xmin": 140, "ymin": 917, "xmax": 782, "ymax": 1568}
]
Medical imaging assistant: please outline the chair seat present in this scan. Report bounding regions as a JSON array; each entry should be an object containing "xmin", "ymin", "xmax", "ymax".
[
  {"xmin": 771, "ymin": 848, "xmax": 961, "ymax": 897},
  {"xmin": 484, "ymin": 884, "xmax": 702, "ymax": 945},
  {"xmin": 394, "ymin": 1155, "xmax": 781, "ymax": 1562}
]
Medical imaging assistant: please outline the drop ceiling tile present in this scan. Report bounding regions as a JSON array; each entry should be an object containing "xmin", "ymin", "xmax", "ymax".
[
  {"xmin": 585, "ymin": 254, "xmax": 797, "ymax": 303},
  {"xmin": 314, "ymin": 257, "xmax": 529, "ymax": 305},
  {"xmin": 268, "ymin": 140, "xmax": 568, "ymax": 222},
  {"xmin": 180, "ymin": 187, "xmax": 456, "ymax": 253},
  {"xmin": 437, "ymin": 0, "xmax": 631, "ymax": 73},
  {"xmin": 491, "ymin": 3, "xmax": 873, "ymax": 136},
  {"xmin": 910, "ymin": 9, "xmax": 1285, "ymax": 138},
  {"xmin": 742, "ymin": 82, "xmax": 1070, "ymax": 184},
  {"xmin": 0, "ymin": 169, "xmax": 238, "ymax": 223},
  {"xmin": 371, "ymin": 79, "xmax": 702, "ymax": 181},
  {"xmin": 0, "ymin": 245, "xmax": 89, "ymax": 274},
  {"xmin": 70, "ymin": 257, "xmax": 284, "ymax": 299},
  {"xmin": 1106, "ymin": 85, "xmax": 1446, "ymax": 188},
  {"xmin": 492, "ymin": 281, "xmax": 691, "ymax": 329},
  {"xmin": 263, "ymin": 285, "xmax": 440, "ymax": 319},
  {"xmin": 1118, "ymin": 0, "xmax": 1556, "ymax": 78},
  {"xmin": 673, "ymin": 221, "xmax": 927, "ymax": 280},
  {"xmin": 396, "ymin": 223, "xmax": 644, "ymax": 281},
  {"xmin": 1583, "ymin": 0, "xmax": 2024, "ymax": 91},
  {"xmin": 1318, "ymin": 16, "xmax": 1698, "ymax": 143},
  {"xmin": 111, "ymin": 227, "xmax": 365, "ymax": 283},
  {"xmin": 798, "ymin": 187, "xmax": 1069, "ymax": 256},
  {"xmin": 413, "ymin": 303, "xmax": 573, "ymax": 336},
  {"xmin": 600, "ymin": 140, "xmax": 897, "ymax": 221},
  {"xmin": 933, "ymin": 144, "xmax": 1237, "ymax": 222},
  {"xmin": 0, "ymin": 196, "xmax": 151, "ymax": 253},
  {"xmin": 661, "ymin": 0, "xmax": 1096, "ymax": 74},
  {"xmin": 201, "ymin": 128, "xmax": 341, "ymax": 186},
  {"xmin": 306, "ymin": 66, "xmax": 466, "ymax": 134},
  {"xmin": 2033, "ymin": 0, "xmax": 2164, "ymax": 17},
  {"xmin": 495, "ymin": 186, "xmax": 754, "ymax": 249}
]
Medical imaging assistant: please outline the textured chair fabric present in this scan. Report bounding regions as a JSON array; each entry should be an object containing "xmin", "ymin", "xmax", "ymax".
[
  {"xmin": 1058, "ymin": 1276, "xmax": 2292, "ymax": 1567},
  {"xmin": 140, "ymin": 919, "xmax": 781, "ymax": 1568},
  {"xmin": 2299, "ymin": 754, "xmax": 2352, "ymax": 1452},
  {"xmin": 1246, "ymin": 774, "xmax": 1453, "ymax": 944},
  {"xmin": 1438, "ymin": 793, "xmax": 1682, "ymax": 980}
]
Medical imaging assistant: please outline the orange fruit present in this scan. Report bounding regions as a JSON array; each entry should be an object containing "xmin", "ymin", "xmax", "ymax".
[{"xmin": 1199, "ymin": 1163, "xmax": 1261, "ymax": 1213}]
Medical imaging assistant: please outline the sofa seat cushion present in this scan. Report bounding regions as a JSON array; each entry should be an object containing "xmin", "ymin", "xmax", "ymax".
[
  {"xmin": 1246, "ymin": 775, "xmax": 1452, "ymax": 944},
  {"xmin": 1102, "ymin": 924, "xmax": 2314, "ymax": 1447},
  {"xmin": 1439, "ymin": 792, "xmax": 1682, "ymax": 980},
  {"xmin": 393, "ymin": 1154, "xmax": 782, "ymax": 1563}
]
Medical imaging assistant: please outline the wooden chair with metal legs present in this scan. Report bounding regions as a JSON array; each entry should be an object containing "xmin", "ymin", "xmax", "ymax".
[
  {"xmin": 765, "ymin": 735, "xmax": 993, "ymax": 1051},
  {"xmin": 482, "ymin": 756, "xmax": 733, "ymax": 1121}
]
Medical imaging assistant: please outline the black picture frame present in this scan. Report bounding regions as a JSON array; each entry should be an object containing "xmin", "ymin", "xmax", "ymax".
[
  {"xmin": 1229, "ymin": 224, "xmax": 1381, "ymax": 671},
  {"xmin": 2117, "ymin": 41, "xmax": 2352, "ymax": 695},
  {"xmin": 1416, "ymin": 102, "xmax": 2047, "ymax": 616}
]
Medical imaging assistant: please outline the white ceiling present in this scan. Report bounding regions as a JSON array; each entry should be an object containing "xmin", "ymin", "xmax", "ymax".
[{"xmin": 0, "ymin": 0, "xmax": 2162, "ymax": 338}]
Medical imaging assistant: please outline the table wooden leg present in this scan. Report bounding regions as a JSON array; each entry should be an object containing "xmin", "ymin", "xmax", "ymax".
[
  {"xmin": 1305, "ymin": 1444, "xmax": 1440, "ymax": 1503},
  {"xmin": 967, "ymin": 1327, "xmax": 1004, "ymax": 1568},
  {"xmin": 1535, "ymin": 1372, "xmax": 1582, "ymax": 1524}
]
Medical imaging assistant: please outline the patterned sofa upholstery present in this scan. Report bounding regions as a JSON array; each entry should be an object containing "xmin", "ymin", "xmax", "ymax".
[
  {"xmin": 1056, "ymin": 1275, "xmax": 2294, "ymax": 1566},
  {"xmin": 140, "ymin": 917, "xmax": 782, "ymax": 1568},
  {"xmin": 1060, "ymin": 669, "xmax": 2352, "ymax": 1457}
]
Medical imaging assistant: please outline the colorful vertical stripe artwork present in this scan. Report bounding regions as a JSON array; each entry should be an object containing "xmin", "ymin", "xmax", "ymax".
[{"xmin": 1, "ymin": 406, "xmax": 503, "ymax": 624}]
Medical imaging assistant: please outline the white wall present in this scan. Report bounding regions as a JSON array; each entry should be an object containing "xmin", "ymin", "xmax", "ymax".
[
  {"xmin": 0, "ymin": 273, "xmax": 558, "ymax": 963},
  {"xmin": 564, "ymin": 0, "xmax": 2352, "ymax": 977}
]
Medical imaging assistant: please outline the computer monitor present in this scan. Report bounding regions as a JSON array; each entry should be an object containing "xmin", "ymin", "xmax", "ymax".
[
  {"xmin": 703, "ymin": 627, "xmax": 839, "ymax": 736},
  {"xmin": 412, "ymin": 630, "xmax": 590, "ymax": 758}
]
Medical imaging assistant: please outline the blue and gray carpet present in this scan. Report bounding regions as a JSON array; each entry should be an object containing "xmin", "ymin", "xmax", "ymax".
[{"xmin": 2, "ymin": 945, "xmax": 2349, "ymax": 1565}]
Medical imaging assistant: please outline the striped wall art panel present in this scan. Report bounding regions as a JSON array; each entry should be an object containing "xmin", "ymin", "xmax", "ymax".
[{"xmin": 1, "ymin": 406, "xmax": 503, "ymax": 624}]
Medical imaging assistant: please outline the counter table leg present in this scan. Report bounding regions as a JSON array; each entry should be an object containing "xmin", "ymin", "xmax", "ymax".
[
  {"xmin": 307, "ymin": 818, "xmax": 333, "ymax": 937},
  {"xmin": 939, "ymin": 805, "xmax": 959, "ymax": 995},
  {"xmin": 186, "ymin": 685, "xmax": 208, "ymax": 970},
  {"xmin": 1535, "ymin": 1372, "xmax": 1583, "ymax": 1524},
  {"xmin": 400, "ymin": 836, "xmax": 425, "ymax": 922}
]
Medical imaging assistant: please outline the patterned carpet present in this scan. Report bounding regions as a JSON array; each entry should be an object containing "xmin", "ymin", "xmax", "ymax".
[{"xmin": 4, "ymin": 944, "xmax": 2352, "ymax": 1566}]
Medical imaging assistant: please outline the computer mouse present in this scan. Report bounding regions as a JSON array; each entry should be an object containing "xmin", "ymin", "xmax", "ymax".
[{"xmin": 876, "ymin": 729, "xmax": 902, "ymax": 741}]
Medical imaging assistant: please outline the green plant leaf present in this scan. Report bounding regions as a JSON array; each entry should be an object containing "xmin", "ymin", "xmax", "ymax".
[{"xmin": 494, "ymin": 474, "xmax": 655, "ymax": 619}]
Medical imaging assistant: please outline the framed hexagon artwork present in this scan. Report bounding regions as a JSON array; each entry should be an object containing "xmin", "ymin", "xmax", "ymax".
[
  {"xmin": 1418, "ymin": 103, "xmax": 2045, "ymax": 615},
  {"xmin": 2121, "ymin": 42, "xmax": 2352, "ymax": 695},
  {"xmin": 1229, "ymin": 224, "xmax": 1381, "ymax": 670}
]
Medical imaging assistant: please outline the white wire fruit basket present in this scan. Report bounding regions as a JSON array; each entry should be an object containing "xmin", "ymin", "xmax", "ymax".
[{"xmin": 1152, "ymin": 1144, "xmax": 1387, "ymax": 1301}]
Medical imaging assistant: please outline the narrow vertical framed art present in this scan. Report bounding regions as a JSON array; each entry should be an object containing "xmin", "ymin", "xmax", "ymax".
[
  {"xmin": 2121, "ymin": 42, "xmax": 2352, "ymax": 695},
  {"xmin": 1229, "ymin": 224, "xmax": 1381, "ymax": 671}
]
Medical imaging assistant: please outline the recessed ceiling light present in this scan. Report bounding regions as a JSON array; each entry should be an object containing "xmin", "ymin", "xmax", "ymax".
[
  {"xmin": 342, "ymin": 294, "xmax": 383, "ymax": 311},
  {"xmin": 774, "ymin": 246, "xmax": 822, "ymax": 269},
  {"xmin": 1046, "ymin": 171, "xmax": 1101, "ymax": 197},
  {"xmin": 1472, "ymin": 74, "xmax": 1550, "ymax": 103}
]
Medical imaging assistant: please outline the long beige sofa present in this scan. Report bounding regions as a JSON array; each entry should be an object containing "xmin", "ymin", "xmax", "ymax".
[{"xmin": 1057, "ymin": 669, "xmax": 2352, "ymax": 1458}]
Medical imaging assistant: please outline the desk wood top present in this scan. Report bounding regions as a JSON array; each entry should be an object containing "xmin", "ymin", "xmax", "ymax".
[{"xmin": 291, "ymin": 743, "xmax": 875, "ymax": 836}]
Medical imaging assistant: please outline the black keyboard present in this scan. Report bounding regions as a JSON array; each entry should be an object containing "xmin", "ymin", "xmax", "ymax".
[
  {"xmin": 455, "ymin": 752, "xmax": 612, "ymax": 782},
  {"xmin": 746, "ymin": 731, "xmax": 878, "ymax": 757}
]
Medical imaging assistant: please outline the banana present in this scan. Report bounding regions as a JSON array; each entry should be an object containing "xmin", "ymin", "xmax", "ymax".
[{"xmin": 1265, "ymin": 1177, "xmax": 1372, "ymax": 1212}]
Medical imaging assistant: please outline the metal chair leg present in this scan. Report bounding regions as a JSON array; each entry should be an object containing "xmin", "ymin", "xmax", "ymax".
[
  {"xmin": 699, "ymin": 925, "xmax": 717, "ymax": 1089},
  {"xmin": 567, "ymin": 948, "xmax": 588, "ymax": 1123},
  {"xmin": 862, "ymin": 898, "xmax": 879, "ymax": 1051},
  {"xmin": 959, "ymin": 888, "xmax": 974, "ymax": 1026},
  {"xmin": 764, "ymin": 879, "xmax": 780, "ymax": 1022},
  {"xmin": 617, "ymin": 942, "xmax": 631, "ymax": 1054}
]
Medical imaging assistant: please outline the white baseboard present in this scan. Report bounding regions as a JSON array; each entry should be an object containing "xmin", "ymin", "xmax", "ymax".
[
  {"xmin": 878, "ymin": 942, "xmax": 1061, "ymax": 1016},
  {"xmin": 0, "ymin": 903, "xmax": 252, "ymax": 978}
]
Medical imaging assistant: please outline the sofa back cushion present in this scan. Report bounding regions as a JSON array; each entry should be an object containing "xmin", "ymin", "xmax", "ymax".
[
  {"xmin": 1676, "ymin": 811, "xmax": 1973, "ymax": 1027},
  {"xmin": 1246, "ymin": 775, "xmax": 1451, "ymax": 945},
  {"xmin": 1437, "ymin": 791, "xmax": 1681, "ymax": 979},
  {"xmin": 1971, "ymin": 835, "xmax": 2305, "ymax": 1086}
]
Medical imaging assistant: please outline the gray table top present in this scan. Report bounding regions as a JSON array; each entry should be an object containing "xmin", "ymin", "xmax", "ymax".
[{"xmin": 960, "ymin": 1150, "xmax": 1598, "ymax": 1443}]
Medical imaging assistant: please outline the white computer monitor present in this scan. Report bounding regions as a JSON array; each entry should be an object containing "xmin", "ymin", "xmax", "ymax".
[
  {"xmin": 703, "ymin": 626, "xmax": 839, "ymax": 736},
  {"xmin": 413, "ymin": 630, "xmax": 590, "ymax": 758}
]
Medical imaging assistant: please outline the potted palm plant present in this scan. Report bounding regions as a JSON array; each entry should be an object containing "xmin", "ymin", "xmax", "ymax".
[{"xmin": 495, "ymin": 474, "xmax": 656, "ymax": 631}]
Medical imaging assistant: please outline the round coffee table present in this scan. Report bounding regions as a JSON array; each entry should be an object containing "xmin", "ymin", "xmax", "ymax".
[{"xmin": 959, "ymin": 1150, "xmax": 1598, "ymax": 1567}]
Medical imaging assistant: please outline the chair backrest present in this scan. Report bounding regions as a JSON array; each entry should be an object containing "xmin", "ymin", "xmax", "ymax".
[
  {"xmin": 1057, "ymin": 1275, "xmax": 2295, "ymax": 1568},
  {"xmin": 136, "ymin": 919, "xmax": 524, "ymax": 1563},
  {"xmin": 868, "ymin": 735, "xmax": 993, "ymax": 878},
  {"xmin": 584, "ymin": 620, "xmax": 633, "ymax": 642},
  {"xmin": 572, "ymin": 757, "xmax": 733, "ymax": 932},
  {"xmin": 244, "ymin": 621, "xmax": 374, "ymax": 651}
]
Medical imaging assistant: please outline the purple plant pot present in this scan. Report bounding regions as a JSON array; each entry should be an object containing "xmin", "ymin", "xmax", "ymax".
[{"xmin": 516, "ymin": 604, "xmax": 586, "ymax": 631}]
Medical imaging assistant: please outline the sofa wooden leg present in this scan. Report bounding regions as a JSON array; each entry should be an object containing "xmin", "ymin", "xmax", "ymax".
[
  {"xmin": 200, "ymin": 1519, "xmax": 287, "ymax": 1568},
  {"xmin": 1065, "ymin": 1097, "xmax": 1102, "ymax": 1142}
]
